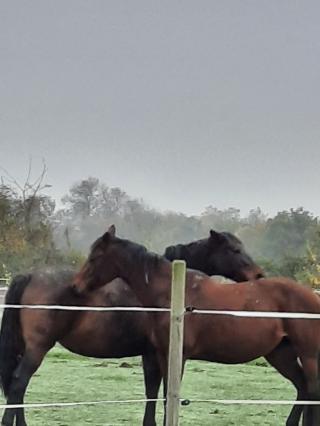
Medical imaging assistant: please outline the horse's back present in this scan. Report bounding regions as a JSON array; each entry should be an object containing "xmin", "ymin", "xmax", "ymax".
[
  {"xmin": 20, "ymin": 269, "xmax": 140, "ymax": 306},
  {"xmin": 246, "ymin": 277, "xmax": 320, "ymax": 312},
  {"xmin": 186, "ymin": 273, "xmax": 320, "ymax": 313},
  {"xmin": 19, "ymin": 270, "xmax": 150, "ymax": 358}
]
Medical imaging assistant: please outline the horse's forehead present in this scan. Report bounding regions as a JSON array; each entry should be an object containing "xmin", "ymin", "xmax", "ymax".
[
  {"xmin": 91, "ymin": 237, "xmax": 103, "ymax": 252},
  {"xmin": 88, "ymin": 241, "xmax": 108, "ymax": 262}
]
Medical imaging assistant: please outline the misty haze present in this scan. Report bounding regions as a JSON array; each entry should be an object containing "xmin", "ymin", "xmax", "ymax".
[{"xmin": 1, "ymin": 2, "xmax": 320, "ymax": 426}]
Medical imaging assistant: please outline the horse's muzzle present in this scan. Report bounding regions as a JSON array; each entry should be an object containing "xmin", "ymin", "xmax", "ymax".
[{"xmin": 71, "ymin": 274, "xmax": 87, "ymax": 295}]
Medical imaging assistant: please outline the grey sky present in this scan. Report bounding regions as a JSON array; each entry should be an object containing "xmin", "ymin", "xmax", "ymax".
[{"xmin": 1, "ymin": 1, "xmax": 320, "ymax": 216}]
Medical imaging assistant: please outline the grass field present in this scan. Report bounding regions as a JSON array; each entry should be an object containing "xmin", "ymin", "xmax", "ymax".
[{"xmin": 0, "ymin": 346, "xmax": 296, "ymax": 425}]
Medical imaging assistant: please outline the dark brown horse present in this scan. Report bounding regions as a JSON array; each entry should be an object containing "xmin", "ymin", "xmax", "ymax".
[
  {"xmin": 165, "ymin": 230, "xmax": 263, "ymax": 281},
  {"xmin": 73, "ymin": 226, "xmax": 320, "ymax": 426},
  {"xmin": 0, "ymin": 230, "xmax": 262, "ymax": 426}
]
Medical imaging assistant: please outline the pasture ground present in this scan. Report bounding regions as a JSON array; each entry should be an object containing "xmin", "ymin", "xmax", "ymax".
[{"xmin": 0, "ymin": 346, "xmax": 296, "ymax": 425}]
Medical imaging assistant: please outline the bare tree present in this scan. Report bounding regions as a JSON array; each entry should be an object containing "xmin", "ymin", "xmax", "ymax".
[{"xmin": 0, "ymin": 159, "xmax": 54, "ymax": 239}]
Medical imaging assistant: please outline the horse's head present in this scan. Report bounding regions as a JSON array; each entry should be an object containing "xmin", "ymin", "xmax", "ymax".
[
  {"xmin": 73, "ymin": 225, "xmax": 120, "ymax": 294},
  {"xmin": 203, "ymin": 230, "xmax": 264, "ymax": 282},
  {"xmin": 164, "ymin": 244, "xmax": 185, "ymax": 261}
]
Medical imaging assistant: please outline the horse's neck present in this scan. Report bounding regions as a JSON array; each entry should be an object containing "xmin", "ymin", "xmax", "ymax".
[
  {"xmin": 148, "ymin": 262, "xmax": 172, "ymax": 306},
  {"xmin": 183, "ymin": 246, "xmax": 206, "ymax": 272},
  {"xmin": 122, "ymin": 258, "xmax": 171, "ymax": 308}
]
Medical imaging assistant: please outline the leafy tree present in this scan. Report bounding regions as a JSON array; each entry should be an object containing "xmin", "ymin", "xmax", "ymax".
[
  {"xmin": 0, "ymin": 164, "xmax": 81, "ymax": 275},
  {"xmin": 61, "ymin": 177, "xmax": 99, "ymax": 218},
  {"xmin": 200, "ymin": 206, "xmax": 241, "ymax": 233},
  {"xmin": 260, "ymin": 208, "xmax": 317, "ymax": 260},
  {"xmin": 237, "ymin": 208, "xmax": 267, "ymax": 258}
]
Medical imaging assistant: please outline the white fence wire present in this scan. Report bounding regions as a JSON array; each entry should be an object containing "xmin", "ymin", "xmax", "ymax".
[
  {"xmin": 1, "ymin": 303, "xmax": 320, "ymax": 319},
  {"xmin": 0, "ymin": 304, "xmax": 170, "ymax": 312},
  {"xmin": 0, "ymin": 398, "xmax": 165, "ymax": 410},
  {"xmin": 2, "ymin": 398, "xmax": 320, "ymax": 411}
]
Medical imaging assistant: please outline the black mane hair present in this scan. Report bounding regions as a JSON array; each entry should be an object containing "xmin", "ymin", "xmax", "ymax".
[
  {"xmin": 121, "ymin": 238, "xmax": 164, "ymax": 274},
  {"xmin": 91, "ymin": 234, "xmax": 164, "ymax": 275}
]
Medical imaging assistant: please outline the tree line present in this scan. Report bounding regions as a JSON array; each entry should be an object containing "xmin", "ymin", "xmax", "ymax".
[{"xmin": 1, "ymin": 173, "xmax": 320, "ymax": 287}]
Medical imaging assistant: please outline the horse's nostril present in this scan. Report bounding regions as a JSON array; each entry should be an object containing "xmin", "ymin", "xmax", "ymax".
[{"xmin": 256, "ymin": 273, "xmax": 264, "ymax": 279}]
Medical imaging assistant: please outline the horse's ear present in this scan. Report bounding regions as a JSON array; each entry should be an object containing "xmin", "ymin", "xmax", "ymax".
[
  {"xmin": 108, "ymin": 224, "xmax": 116, "ymax": 237},
  {"xmin": 209, "ymin": 230, "xmax": 224, "ymax": 245},
  {"xmin": 102, "ymin": 232, "xmax": 110, "ymax": 243},
  {"xmin": 102, "ymin": 225, "xmax": 116, "ymax": 243}
]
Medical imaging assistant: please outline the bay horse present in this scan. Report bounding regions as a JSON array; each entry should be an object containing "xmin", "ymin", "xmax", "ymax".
[
  {"xmin": 73, "ymin": 226, "xmax": 320, "ymax": 426},
  {"xmin": 0, "ymin": 230, "xmax": 262, "ymax": 426}
]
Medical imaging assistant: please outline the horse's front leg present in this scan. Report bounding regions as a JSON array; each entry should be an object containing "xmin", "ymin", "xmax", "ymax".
[{"xmin": 142, "ymin": 350, "xmax": 163, "ymax": 426}]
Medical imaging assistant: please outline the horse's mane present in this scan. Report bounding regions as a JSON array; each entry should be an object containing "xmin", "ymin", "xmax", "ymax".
[
  {"xmin": 166, "ymin": 238, "xmax": 207, "ymax": 256},
  {"xmin": 166, "ymin": 232, "xmax": 242, "ymax": 253},
  {"xmin": 126, "ymin": 240, "xmax": 163, "ymax": 274}
]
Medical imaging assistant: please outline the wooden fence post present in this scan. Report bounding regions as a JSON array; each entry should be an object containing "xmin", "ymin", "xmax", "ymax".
[{"xmin": 165, "ymin": 260, "xmax": 186, "ymax": 426}]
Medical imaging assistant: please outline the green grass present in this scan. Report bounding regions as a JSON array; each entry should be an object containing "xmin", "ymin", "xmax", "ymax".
[{"xmin": 0, "ymin": 346, "xmax": 296, "ymax": 425}]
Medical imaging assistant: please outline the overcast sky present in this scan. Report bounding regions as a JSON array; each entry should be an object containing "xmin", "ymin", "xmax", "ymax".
[{"xmin": 1, "ymin": 1, "xmax": 320, "ymax": 217}]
